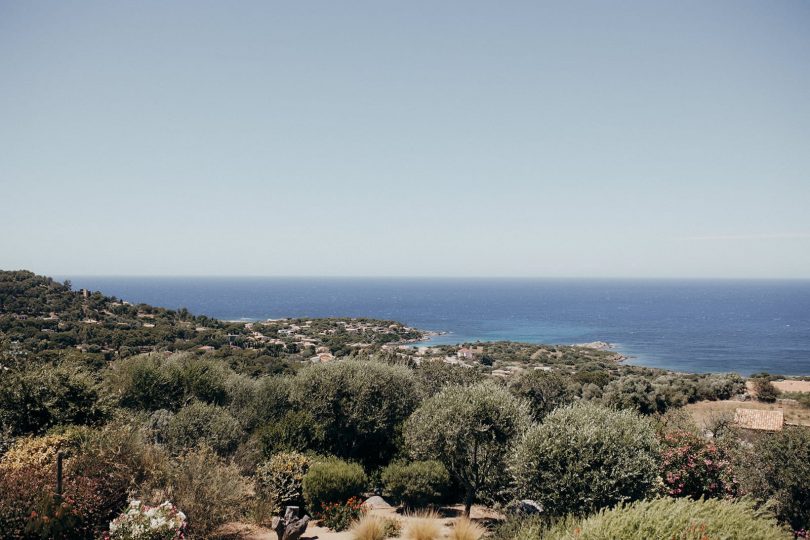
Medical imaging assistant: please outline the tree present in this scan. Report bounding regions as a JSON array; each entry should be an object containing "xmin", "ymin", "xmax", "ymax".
[
  {"xmin": 404, "ymin": 382, "xmax": 530, "ymax": 516},
  {"xmin": 508, "ymin": 369, "xmax": 574, "ymax": 421},
  {"xmin": 738, "ymin": 427, "xmax": 810, "ymax": 532},
  {"xmin": 289, "ymin": 360, "xmax": 420, "ymax": 468},
  {"xmin": 511, "ymin": 402, "xmax": 659, "ymax": 517},
  {"xmin": 601, "ymin": 375, "xmax": 666, "ymax": 414},
  {"xmin": 752, "ymin": 377, "xmax": 780, "ymax": 403}
]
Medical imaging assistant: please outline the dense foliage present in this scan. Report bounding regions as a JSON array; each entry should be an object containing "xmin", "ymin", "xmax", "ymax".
[
  {"xmin": 511, "ymin": 403, "xmax": 659, "ymax": 517},
  {"xmin": 404, "ymin": 383, "xmax": 531, "ymax": 515},
  {"xmin": 381, "ymin": 460, "xmax": 451, "ymax": 508},
  {"xmin": 289, "ymin": 360, "xmax": 420, "ymax": 468},
  {"xmin": 509, "ymin": 498, "xmax": 791, "ymax": 540},
  {"xmin": 737, "ymin": 427, "xmax": 810, "ymax": 532},
  {"xmin": 302, "ymin": 457, "xmax": 368, "ymax": 513}
]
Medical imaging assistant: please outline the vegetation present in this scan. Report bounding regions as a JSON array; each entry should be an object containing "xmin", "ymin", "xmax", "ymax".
[
  {"xmin": 515, "ymin": 497, "xmax": 792, "ymax": 540},
  {"xmin": 381, "ymin": 460, "xmax": 450, "ymax": 508},
  {"xmin": 405, "ymin": 383, "xmax": 531, "ymax": 516},
  {"xmin": 302, "ymin": 457, "xmax": 368, "ymax": 513},
  {"xmin": 737, "ymin": 427, "xmax": 810, "ymax": 532},
  {"xmin": 290, "ymin": 360, "xmax": 420, "ymax": 468},
  {"xmin": 0, "ymin": 270, "xmax": 805, "ymax": 538},
  {"xmin": 511, "ymin": 402, "xmax": 659, "ymax": 517},
  {"xmin": 401, "ymin": 510, "xmax": 442, "ymax": 540}
]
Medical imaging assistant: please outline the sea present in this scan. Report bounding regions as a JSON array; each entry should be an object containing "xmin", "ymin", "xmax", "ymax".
[{"xmin": 61, "ymin": 277, "xmax": 810, "ymax": 376}]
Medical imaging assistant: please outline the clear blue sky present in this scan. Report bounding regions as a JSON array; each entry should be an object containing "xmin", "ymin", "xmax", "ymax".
[{"xmin": 2, "ymin": 1, "xmax": 809, "ymax": 277}]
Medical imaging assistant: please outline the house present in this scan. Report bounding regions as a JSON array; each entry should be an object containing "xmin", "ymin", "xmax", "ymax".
[
  {"xmin": 734, "ymin": 408, "xmax": 784, "ymax": 431},
  {"xmin": 457, "ymin": 346, "xmax": 484, "ymax": 360}
]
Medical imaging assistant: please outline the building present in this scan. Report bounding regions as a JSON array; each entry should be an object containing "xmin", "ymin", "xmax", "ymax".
[{"xmin": 734, "ymin": 408, "xmax": 784, "ymax": 431}]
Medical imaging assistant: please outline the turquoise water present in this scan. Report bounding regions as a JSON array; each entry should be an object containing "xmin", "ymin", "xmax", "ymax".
[{"xmin": 63, "ymin": 277, "xmax": 810, "ymax": 376}]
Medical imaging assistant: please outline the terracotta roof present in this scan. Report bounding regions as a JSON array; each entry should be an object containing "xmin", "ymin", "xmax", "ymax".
[{"xmin": 734, "ymin": 408, "xmax": 784, "ymax": 431}]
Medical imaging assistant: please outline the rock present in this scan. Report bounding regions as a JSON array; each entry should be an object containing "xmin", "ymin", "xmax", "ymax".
[
  {"xmin": 516, "ymin": 500, "xmax": 543, "ymax": 515},
  {"xmin": 364, "ymin": 496, "xmax": 393, "ymax": 510}
]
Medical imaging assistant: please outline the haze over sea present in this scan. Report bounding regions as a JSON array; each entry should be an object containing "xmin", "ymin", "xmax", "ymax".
[{"xmin": 63, "ymin": 277, "xmax": 810, "ymax": 376}]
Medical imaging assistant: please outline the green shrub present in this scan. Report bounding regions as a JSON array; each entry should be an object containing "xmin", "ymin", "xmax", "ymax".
[
  {"xmin": 0, "ymin": 361, "xmax": 107, "ymax": 435},
  {"xmin": 289, "ymin": 361, "xmax": 420, "ymax": 468},
  {"xmin": 256, "ymin": 451, "xmax": 311, "ymax": 513},
  {"xmin": 381, "ymin": 460, "xmax": 450, "ymax": 508},
  {"xmin": 163, "ymin": 401, "xmax": 244, "ymax": 455},
  {"xmin": 753, "ymin": 377, "xmax": 780, "ymax": 402},
  {"xmin": 158, "ymin": 445, "xmax": 251, "ymax": 538},
  {"xmin": 659, "ymin": 429, "xmax": 736, "ymax": 499},
  {"xmin": 105, "ymin": 353, "xmax": 184, "ymax": 411},
  {"xmin": 511, "ymin": 402, "xmax": 658, "ymax": 517},
  {"xmin": 738, "ymin": 426, "xmax": 810, "ymax": 531},
  {"xmin": 508, "ymin": 370, "xmax": 574, "ymax": 421},
  {"xmin": 415, "ymin": 360, "xmax": 484, "ymax": 397},
  {"xmin": 302, "ymin": 457, "xmax": 368, "ymax": 513},
  {"xmin": 531, "ymin": 497, "xmax": 791, "ymax": 540},
  {"xmin": 258, "ymin": 410, "xmax": 324, "ymax": 458},
  {"xmin": 404, "ymin": 382, "xmax": 531, "ymax": 516},
  {"xmin": 319, "ymin": 497, "xmax": 366, "ymax": 532},
  {"xmin": 601, "ymin": 375, "xmax": 666, "ymax": 414}
]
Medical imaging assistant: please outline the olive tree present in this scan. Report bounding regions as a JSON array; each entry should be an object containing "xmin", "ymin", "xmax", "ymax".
[
  {"xmin": 508, "ymin": 369, "xmax": 575, "ymax": 421},
  {"xmin": 404, "ymin": 382, "xmax": 530, "ymax": 516},
  {"xmin": 511, "ymin": 402, "xmax": 659, "ymax": 517},
  {"xmin": 289, "ymin": 360, "xmax": 420, "ymax": 468}
]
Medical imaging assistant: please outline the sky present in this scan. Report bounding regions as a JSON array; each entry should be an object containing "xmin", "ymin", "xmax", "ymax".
[{"xmin": 1, "ymin": 1, "xmax": 809, "ymax": 278}]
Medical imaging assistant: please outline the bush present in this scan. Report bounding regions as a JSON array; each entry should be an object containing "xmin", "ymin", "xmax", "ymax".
[
  {"xmin": 107, "ymin": 500, "xmax": 187, "ymax": 540},
  {"xmin": 404, "ymin": 383, "xmax": 530, "ymax": 516},
  {"xmin": 258, "ymin": 410, "xmax": 324, "ymax": 458},
  {"xmin": 163, "ymin": 401, "xmax": 244, "ymax": 455},
  {"xmin": 659, "ymin": 429, "xmax": 736, "ymax": 499},
  {"xmin": 601, "ymin": 375, "xmax": 666, "ymax": 414},
  {"xmin": 350, "ymin": 513, "xmax": 400, "ymax": 540},
  {"xmin": 157, "ymin": 445, "xmax": 251, "ymax": 538},
  {"xmin": 449, "ymin": 517, "xmax": 485, "ymax": 540},
  {"xmin": 511, "ymin": 402, "xmax": 658, "ymax": 517},
  {"xmin": 508, "ymin": 370, "xmax": 574, "ymax": 421},
  {"xmin": 256, "ymin": 451, "xmax": 311, "ymax": 513},
  {"xmin": 106, "ymin": 353, "xmax": 239, "ymax": 413},
  {"xmin": 0, "ymin": 463, "xmax": 51, "ymax": 537},
  {"xmin": 381, "ymin": 461, "xmax": 450, "ymax": 508},
  {"xmin": 531, "ymin": 497, "xmax": 791, "ymax": 540},
  {"xmin": 401, "ymin": 510, "xmax": 441, "ymax": 540},
  {"xmin": 319, "ymin": 497, "xmax": 366, "ymax": 532},
  {"xmin": 0, "ymin": 361, "xmax": 107, "ymax": 436},
  {"xmin": 753, "ymin": 377, "xmax": 780, "ymax": 402},
  {"xmin": 289, "ymin": 361, "xmax": 420, "ymax": 468},
  {"xmin": 302, "ymin": 457, "xmax": 368, "ymax": 513},
  {"xmin": 105, "ymin": 354, "xmax": 184, "ymax": 411},
  {"xmin": 415, "ymin": 360, "xmax": 484, "ymax": 397},
  {"xmin": 738, "ymin": 426, "xmax": 810, "ymax": 531}
]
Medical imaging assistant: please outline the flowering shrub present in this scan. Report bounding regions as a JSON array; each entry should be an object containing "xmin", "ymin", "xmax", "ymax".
[
  {"xmin": 255, "ymin": 451, "xmax": 311, "ymax": 513},
  {"xmin": 659, "ymin": 430, "xmax": 736, "ymax": 499},
  {"xmin": 107, "ymin": 500, "xmax": 187, "ymax": 540},
  {"xmin": 318, "ymin": 497, "xmax": 366, "ymax": 532},
  {"xmin": 26, "ymin": 492, "xmax": 83, "ymax": 540}
]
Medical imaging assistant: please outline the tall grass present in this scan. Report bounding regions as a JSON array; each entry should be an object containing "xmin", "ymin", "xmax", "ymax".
[
  {"xmin": 350, "ymin": 514, "xmax": 401, "ymax": 540},
  {"xmin": 449, "ymin": 517, "xmax": 485, "ymax": 540},
  {"xmin": 402, "ymin": 510, "xmax": 443, "ymax": 540}
]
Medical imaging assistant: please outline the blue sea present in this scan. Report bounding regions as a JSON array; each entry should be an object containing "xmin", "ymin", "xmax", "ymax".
[{"xmin": 62, "ymin": 277, "xmax": 810, "ymax": 376}]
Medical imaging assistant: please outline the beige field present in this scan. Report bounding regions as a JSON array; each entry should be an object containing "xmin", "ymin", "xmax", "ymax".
[
  {"xmin": 685, "ymin": 399, "xmax": 810, "ymax": 428},
  {"xmin": 772, "ymin": 380, "xmax": 810, "ymax": 393}
]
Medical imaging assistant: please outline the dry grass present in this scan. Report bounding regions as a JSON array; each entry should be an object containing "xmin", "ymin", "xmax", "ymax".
[
  {"xmin": 402, "ymin": 510, "xmax": 443, "ymax": 540},
  {"xmin": 773, "ymin": 380, "xmax": 810, "ymax": 393},
  {"xmin": 351, "ymin": 514, "xmax": 390, "ymax": 540},
  {"xmin": 448, "ymin": 518, "xmax": 485, "ymax": 540},
  {"xmin": 685, "ymin": 399, "xmax": 810, "ymax": 428}
]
